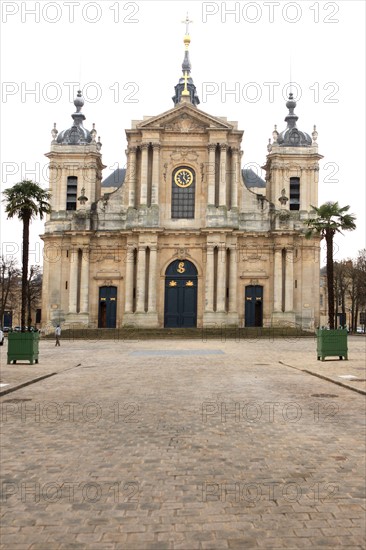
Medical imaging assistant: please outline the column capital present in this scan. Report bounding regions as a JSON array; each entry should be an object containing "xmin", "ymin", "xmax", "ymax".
[
  {"xmin": 208, "ymin": 143, "xmax": 216, "ymax": 152},
  {"xmin": 219, "ymin": 143, "xmax": 228, "ymax": 151},
  {"xmin": 140, "ymin": 142, "xmax": 149, "ymax": 151},
  {"xmin": 129, "ymin": 145, "xmax": 138, "ymax": 154},
  {"xmin": 151, "ymin": 143, "xmax": 161, "ymax": 150}
]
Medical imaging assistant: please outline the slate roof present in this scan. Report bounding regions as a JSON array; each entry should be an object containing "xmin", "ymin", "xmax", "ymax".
[
  {"xmin": 101, "ymin": 169, "xmax": 126, "ymax": 188},
  {"xmin": 242, "ymin": 169, "xmax": 266, "ymax": 189}
]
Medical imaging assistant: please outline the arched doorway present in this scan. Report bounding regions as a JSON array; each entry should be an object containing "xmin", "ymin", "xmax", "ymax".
[
  {"xmin": 245, "ymin": 285, "xmax": 263, "ymax": 327},
  {"xmin": 164, "ymin": 260, "xmax": 197, "ymax": 328},
  {"xmin": 98, "ymin": 286, "xmax": 117, "ymax": 328}
]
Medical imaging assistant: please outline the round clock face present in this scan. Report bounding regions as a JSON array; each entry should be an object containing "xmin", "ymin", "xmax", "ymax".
[{"xmin": 174, "ymin": 168, "xmax": 193, "ymax": 188}]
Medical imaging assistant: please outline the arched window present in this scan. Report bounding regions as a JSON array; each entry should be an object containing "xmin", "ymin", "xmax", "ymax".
[{"xmin": 171, "ymin": 166, "xmax": 195, "ymax": 219}]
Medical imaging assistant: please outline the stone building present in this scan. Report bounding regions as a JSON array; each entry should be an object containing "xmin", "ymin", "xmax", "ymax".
[{"xmin": 41, "ymin": 28, "xmax": 322, "ymax": 330}]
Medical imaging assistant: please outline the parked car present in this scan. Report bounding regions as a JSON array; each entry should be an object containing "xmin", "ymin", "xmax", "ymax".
[
  {"xmin": 2, "ymin": 326, "xmax": 11, "ymax": 333},
  {"xmin": 0, "ymin": 329, "xmax": 4, "ymax": 345},
  {"xmin": 356, "ymin": 326, "xmax": 365, "ymax": 334}
]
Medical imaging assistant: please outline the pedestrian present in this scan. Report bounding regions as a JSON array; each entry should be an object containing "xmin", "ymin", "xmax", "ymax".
[{"xmin": 55, "ymin": 324, "xmax": 61, "ymax": 346}]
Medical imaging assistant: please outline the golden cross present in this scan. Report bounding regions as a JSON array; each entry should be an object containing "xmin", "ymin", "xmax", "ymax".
[{"xmin": 182, "ymin": 71, "xmax": 189, "ymax": 96}]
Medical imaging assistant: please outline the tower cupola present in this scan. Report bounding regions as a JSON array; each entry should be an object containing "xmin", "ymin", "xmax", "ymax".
[
  {"xmin": 277, "ymin": 93, "xmax": 312, "ymax": 147},
  {"xmin": 57, "ymin": 90, "xmax": 93, "ymax": 145}
]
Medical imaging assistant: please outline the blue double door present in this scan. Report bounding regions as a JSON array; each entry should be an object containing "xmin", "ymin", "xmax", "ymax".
[{"xmin": 164, "ymin": 260, "xmax": 197, "ymax": 328}]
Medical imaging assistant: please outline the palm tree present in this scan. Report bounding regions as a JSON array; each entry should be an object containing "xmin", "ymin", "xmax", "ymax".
[
  {"xmin": 3, "ymin": 180, "xmax": 51, "ymax": 332},
  {"xmin": 306, "ymin": 202, "xmax": 356, "ymax": 329}
]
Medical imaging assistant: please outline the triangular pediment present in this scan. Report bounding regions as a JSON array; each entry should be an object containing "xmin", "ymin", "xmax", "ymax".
[{"xmin": 136, "ymin": 103, "xmax": 235, "ymax": 132}]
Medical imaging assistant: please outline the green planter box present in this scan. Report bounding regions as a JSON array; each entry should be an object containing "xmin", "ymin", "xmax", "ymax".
[
  {"xmin": 7, "ymin": 332, "xmax": 40, "ymax": 364},
  {"xmin": 316, "ymin": 329, "xmax": 348, "ymax": 361}
]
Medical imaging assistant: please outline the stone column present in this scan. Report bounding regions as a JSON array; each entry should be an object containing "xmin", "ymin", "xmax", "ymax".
[
  {"xmin": 125, "ymin": 245, "xmax": 135, "ymax": 313},
  {"xmin": 140, "ymin": 143, "xmax": 149, "ymax": 205},
  {"xmin": 205, "ymin": 244, "xmax": 214, "ymax": 312},
  {"xmin": 136, "ymin": 246, "xmax": 146, "ymax": 312},
  {"xmin": 285, "ymin": 248, "xmax": 294, "ymax": 311},
  {"xmin": 228, "ymin": 246, "xmax": 237, "ymax": 312},
  {"xmin": 207, "ymin": 144, "xmax": 216, "ymax": 205},
  {"xmin": 219, "ymin": 144, "xmax": 227, "ymax": 206},
  {"xmin": 273, "ymin": 248, "xmax": 282, "ymax": 312},
  {"xmin": 231, "ymin": 148, "xmax": 239, "ymax": 208},
  {"xmin": 80, "ymin": 248, "xmax": 89, "ymax": 313},
  {"xmin": 128, "ymin": 146, "xmax": 137, "ymax": 207},
  {"xmin": 151, "ymin": 144, "xmax": 160, "ymax": 205},
  {"xmin": 68, "ymin": 249, "xmax": 78, "ymax": 314},
  {"xmin": 216, "ymin": 244, "xmax": 226, "ymax": 312},
  {"xmin": 147, "ymin": 245, "xmax": 158, "ymax": 312}
]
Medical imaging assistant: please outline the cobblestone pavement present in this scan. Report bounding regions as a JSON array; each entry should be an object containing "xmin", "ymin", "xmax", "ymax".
[{"xmin": 0, "ymin": 337, "xmax": 365, "ymax": 549}]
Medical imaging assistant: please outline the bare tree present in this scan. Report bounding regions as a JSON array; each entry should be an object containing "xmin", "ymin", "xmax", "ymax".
[
  {"xmin": 334, "ymin": 261, "xmax": 350, "ymax": 328},
  {"xmin": 354, "ymin": 249, "xmax": 366, "ymax": 330},
  {"xmin": 0, "ymin": 255, "xmax": 20, "ymax": 326},
  {"xmin": 27, "ymin": 265, "xmax": 42, "ymax": 328}
]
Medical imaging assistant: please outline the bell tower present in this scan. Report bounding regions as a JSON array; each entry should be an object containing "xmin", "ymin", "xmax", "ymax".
[
  {"xmin": 41, "ymin": 91, "xmax": 105, "ymax": 328},
  {"xmin": 263, "ymin": 93, "xmax": 323, "ymax": 214},
  {"xmin": 45, "ymin": 90, "xmax": 105, "ymax": 223},
  {"xmin": 262, "ymin": 94, "xmax": 322, "ymax": 328}
]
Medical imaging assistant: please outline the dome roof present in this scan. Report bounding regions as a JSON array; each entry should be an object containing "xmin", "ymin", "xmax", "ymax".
[
  {"xmin": 57, "ymin": 91, "xmax": 92, "ymax": 145},
  {"xmin": 277, "ymin": 93, "xmax": 312, "ymax": 147}
]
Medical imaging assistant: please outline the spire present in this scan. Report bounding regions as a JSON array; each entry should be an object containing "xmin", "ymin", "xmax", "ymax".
[{"xmin": 172, "ymin": 13, "xmax": 200, "ymax": 107}]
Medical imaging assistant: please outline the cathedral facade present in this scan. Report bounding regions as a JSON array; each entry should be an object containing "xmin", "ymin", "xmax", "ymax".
[{"xmin": 41, "ymin": 31, "xmax": 322, "ymax": 331}]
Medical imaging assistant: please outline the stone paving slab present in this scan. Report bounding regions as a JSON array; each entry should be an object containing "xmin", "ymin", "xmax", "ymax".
[
  {"xmin": 1, "ymin": 334, "xmax": 365, "ymax": 394},
  {"xmin": 0, "ymin": 335, "xmax": 365, "ymax": 548}
]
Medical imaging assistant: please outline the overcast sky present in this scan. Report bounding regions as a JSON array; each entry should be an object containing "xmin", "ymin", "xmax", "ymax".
[{"xmin": 1, "ymin": 0, "xmax": 365, "ymax": 269}]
